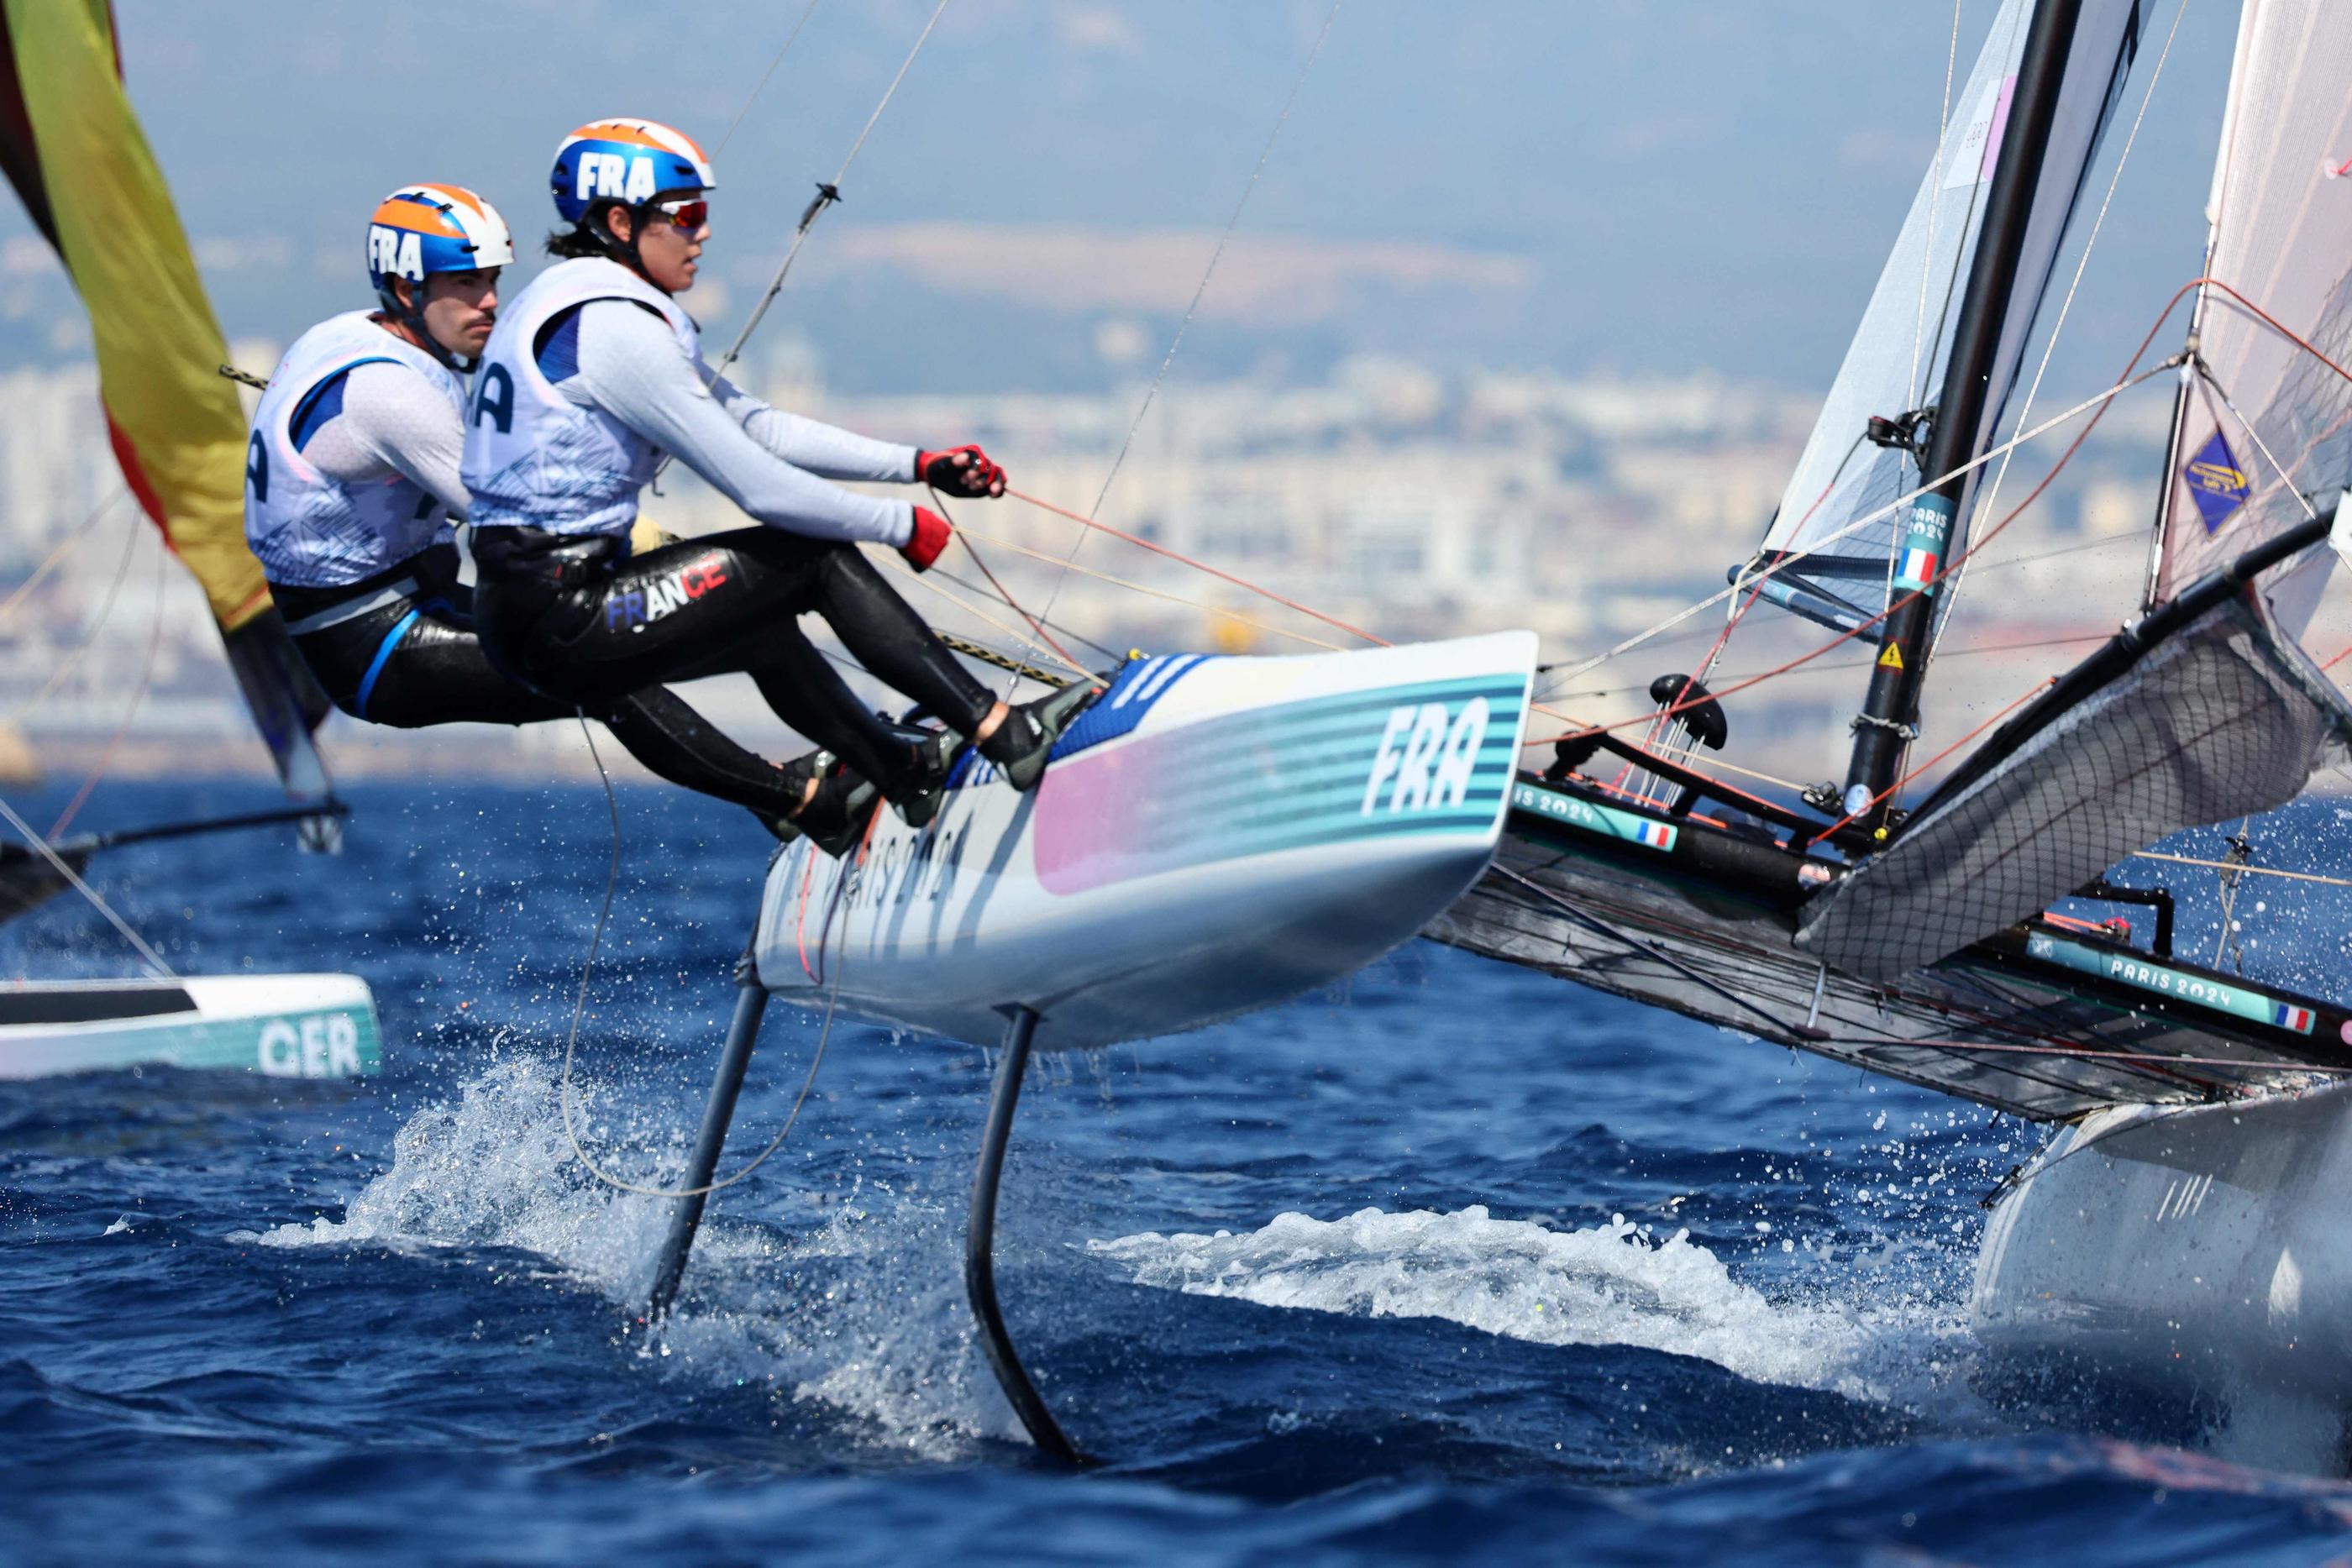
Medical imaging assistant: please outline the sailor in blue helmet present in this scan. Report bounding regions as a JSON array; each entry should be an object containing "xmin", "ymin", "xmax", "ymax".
[
  {"xmin": 247, "ymin": 183, "xmax": 846, "ymax": 841},
  {"xmin": 462, "ymin": 118, "xmax": 1086, "ymax": 845}
]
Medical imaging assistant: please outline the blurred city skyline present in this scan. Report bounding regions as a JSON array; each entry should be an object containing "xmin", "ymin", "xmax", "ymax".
[
  {"xmin": 1, "ymin": 1, "xmax": 2238, "ymax": 399},
  {"xmin": 0, "ymin": 0, "xmax": 2279, "ymax": 791}
]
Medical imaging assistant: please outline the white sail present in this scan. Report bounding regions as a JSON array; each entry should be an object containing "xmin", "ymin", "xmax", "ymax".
[
  {"xmin": 2151, "ymin": 0, "xmax": 2352, "ymax": 638},
  {"xmin": 1754, "ymin": 0, "xmax": 2144, "ymax": 613}
]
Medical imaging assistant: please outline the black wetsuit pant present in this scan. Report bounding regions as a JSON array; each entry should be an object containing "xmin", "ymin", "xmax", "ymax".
[
  {"xmin": 470, "ymin": 526, "xmax": 1000, "ymax": 791},
  {"xmin": 274, "ymin": 547, "xmax": 807, "ymax": 820}
]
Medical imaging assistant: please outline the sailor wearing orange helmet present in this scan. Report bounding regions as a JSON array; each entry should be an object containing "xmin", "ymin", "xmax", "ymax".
[{"xmin": 244, "ymin": 183, "xmax": 833, "ymax": 834}]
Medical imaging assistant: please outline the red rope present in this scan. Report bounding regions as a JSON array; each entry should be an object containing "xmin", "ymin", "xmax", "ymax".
[
  {"xmin": 1007, "ymin": 486, "xmax": 1391, "ymax": 648},
  {"xmin": 934, "ymin": 490, "xmax": 1089, "ymax": 674},
  {"xmin": 1527, "ymin": 275, "xmax": 2220, "ymax": 753}
]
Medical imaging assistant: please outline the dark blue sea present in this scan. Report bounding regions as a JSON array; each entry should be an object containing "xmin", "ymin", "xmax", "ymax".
[{"xmin": 6, "ymin": 778, "xmax": 2352, "ymax": 1565}]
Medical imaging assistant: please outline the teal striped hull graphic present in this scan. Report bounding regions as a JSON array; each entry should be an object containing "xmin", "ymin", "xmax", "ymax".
[{"xmin": 1037, "ymin": 674, "xmax": 1528, "ymax": 894}]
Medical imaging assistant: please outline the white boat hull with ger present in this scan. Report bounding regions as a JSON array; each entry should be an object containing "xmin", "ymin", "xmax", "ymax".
[
  {"xmin": 753, "ymin": 630, "xmax": 1539, "ymax": 1048},
  {"xmin": 0, "ymin": 974, "xmax": 382, "ymax": 1080}
]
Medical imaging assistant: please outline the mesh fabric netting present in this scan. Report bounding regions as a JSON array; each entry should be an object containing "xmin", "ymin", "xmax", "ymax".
[{"xmin": 1798, "ymin": 600, "xmax": 2352, "ymax": 981}]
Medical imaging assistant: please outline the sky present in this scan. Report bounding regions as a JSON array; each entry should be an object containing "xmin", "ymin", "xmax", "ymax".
[{"xmin": 0, "ymin": 0, "xmax": 2243, "ymax": 396}]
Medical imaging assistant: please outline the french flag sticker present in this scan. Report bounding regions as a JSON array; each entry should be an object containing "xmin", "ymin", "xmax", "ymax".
[
  {"xmin": 2276, "ymin": 1002, "xmax": 2315, "ymax": 1033},
  {"xmin": 1896, "ymin": 547, "xmax": 1940, "ymax": 590},
  {"xmin": 1636, "ymin": 821, "xmax": 1676, "ymax": 851}
]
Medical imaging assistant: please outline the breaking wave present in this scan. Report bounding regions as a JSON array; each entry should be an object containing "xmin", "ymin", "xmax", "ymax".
[
  {"xmin": 241, "ymin": 1057, "xmax": 1014, "ymax": 1456},
  {"xmin": 1088, "ymin": 1204, "xmax": 1972, "ymax": 1411}
]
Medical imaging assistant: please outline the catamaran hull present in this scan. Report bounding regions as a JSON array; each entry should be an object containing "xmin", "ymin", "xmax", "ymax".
[
  {"xmin": 752, "ymin": 632, "xmax": 1539, "ymax": 1050},
  {"xmin": 0, "ymin": 974, "xmax": 383, "ymax": 1080},
  {"xmin": 1972, "ymin": 1084, "xmax": 2352, "ymax": 1421}
]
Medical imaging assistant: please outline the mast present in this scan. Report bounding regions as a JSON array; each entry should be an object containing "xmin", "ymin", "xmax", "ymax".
[{"xmin": 1840, "ymin": 0, "xmax": 2086, "ymax": 828}]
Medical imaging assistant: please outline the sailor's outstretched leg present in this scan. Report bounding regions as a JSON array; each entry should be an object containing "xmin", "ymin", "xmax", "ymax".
[
  {"xmin": 967, "ymin": 1005, "xmax": 1089, "ymax": 1464},
  {"xmin": 647, "ymin": 957, "xmax": 769, "ymax": 1322}
]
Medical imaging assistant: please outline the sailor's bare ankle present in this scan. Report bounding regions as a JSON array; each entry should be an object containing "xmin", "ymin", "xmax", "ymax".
[{"xmin": 972, "ymin": 700, "xmax": 1011, "ymax": 747}]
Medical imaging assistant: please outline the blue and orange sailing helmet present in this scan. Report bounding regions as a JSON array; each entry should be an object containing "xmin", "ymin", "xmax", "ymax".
[
  {"xmin": 365, "ymin": 182, "xmax": 515, "ymax": 312},
  {"xmin": 549, "ymin": 118, "xmax": 716, "ymax": 225}
]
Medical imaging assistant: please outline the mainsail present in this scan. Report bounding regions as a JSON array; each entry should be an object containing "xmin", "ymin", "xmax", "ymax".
[
  {"xmin": 1746, "ymin": 0, "xmax": 2142, "ymax": 631},
  {"xmin": 2149, "ymin": 1, "xmax": 2352, "ymax": 637},
  {"xmin": 1800, "ymin": 0, "xmax": 2352, "ymax": 980},
  {"xmin": 0, "ymin": 0, "xmax": 334, "ymax": 830}
]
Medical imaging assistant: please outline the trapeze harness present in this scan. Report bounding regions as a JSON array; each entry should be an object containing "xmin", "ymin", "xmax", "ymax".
[
  {"xmin": 460, "ymin": 256, "xmax": 1001, "ymax": 793},
  {"xmin": 242, "ymin": 312, "xmax": 812, "ymax": 820}
]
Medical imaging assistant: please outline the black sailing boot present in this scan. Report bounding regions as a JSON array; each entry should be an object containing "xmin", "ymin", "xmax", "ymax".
[
  {"xmin": 759, "ymin": 751, "xmax": 879, "ymax": 857},
  {"xmin": 874, "ymin": 721, "xmax": 962, "ymax": 830},
  {"xmin": 975, "ymin": 679, "xmax": 1101, "ymax": 793}
]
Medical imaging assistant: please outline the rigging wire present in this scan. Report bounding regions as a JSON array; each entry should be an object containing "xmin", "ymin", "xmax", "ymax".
[
  {"xmin": 1535, "ymin": 356, "xmax": 2181, "ymax": 702},
  {"xmin": 49, "ymin": 533, "xmax": 169, "ymax": 839},
  {"xmin": 705, "ymin": 0, "xmax": 955, "ymax": 391},
  {"xmin": 1804, "ymin": 674, "xmax": 2056, "ymax": 842},
  {"xmin": 1909, "ymin": 0, "xmax": 1965, "ymax": 409},
  {"xmin": 6, "ymin": 500, "xmax": 145, "ymax": 726},
  {"xmin": 0, "ymin": 792, "xmax": 173, "ymax": 978},
  {"xmin": 876, "ymin": 547, "xmax": 1097, "ymax": 681},
  {"xmin": 556, "ymin": 718, "xmax": 839, "ymax": 1202},
  {"xmin": 0, "ymin": 490, "xmax": 123, "ymax": 641},
  {"xmin": 1530, "ymin": 260, "xmax": 2352, "ymax": 744},
  {"xmin": 1011, "ymin": 485, "xmax": 1385, "ymax": 647},
  {"xmin": 1014, "ymin": 0, "xmax": 1344, "ymax": 687},
  {"xmin": 953, "ymin": 519, "xmax": 1347, "ymax": 653},
  {"xmin": 934, "ymin": 497, "xmax": 1087, "ymax": 674},
  {"xmin": 2129, "ymin": 847, "xmax": 2352, "ymax": 890},
  {"xmin": 713, "ymin": 0, "xmax": 825, "ymax": 158},
  {"xmin": 1529, "ymin": 356, "xmax": 2184, "ymax": 748},
  {"xmin": 1544, "ymin": 632, "xmax": 2108, "ymax": 704},
  {"xmin": 921, "ymin": 558, "xmax": 1124, "ymax": 664},
  {"xmin": 1939, "ymin": 0, "xmax": 2191, "ymax": 658}
]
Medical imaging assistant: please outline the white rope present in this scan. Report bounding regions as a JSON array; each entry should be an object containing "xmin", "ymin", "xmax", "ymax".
[
  {"xmin": 0, "ymin": 793, "xmax": 173, "ymax": 978},
  {"xmin": 1537, "ymin": 362, "xmax": 2172, "ymax": 698},
  {"xmin": 1012, "ymin": 0, "xmax": 1343, "ymax": 690},
  {"xmin": 557, "ymin": 718, "xmax": 837, "ymax": 1201},
  {"xmin": 1910, "ymin": 0, "xmax": 1965, "ymax": 407},
  {"xmin": 1936, "ymin": 0, "xmax": 2191, "ymax": 658},
  {"xmin": 2132, "ymin": 847, "xmax": 2352, "ymax": 889}
]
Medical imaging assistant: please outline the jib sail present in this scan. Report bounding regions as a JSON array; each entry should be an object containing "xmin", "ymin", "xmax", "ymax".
[
  {"xmin": 1746, "ymin": 0, "xmax": 2142, "ymax": 632},
  {"xmin": 1798, "ymin": 3, "xmax": 2352, "ymax": 980},
  {"xmin": 2149, "ymin": 1, "xmax": 2352, "ymax": 639}
]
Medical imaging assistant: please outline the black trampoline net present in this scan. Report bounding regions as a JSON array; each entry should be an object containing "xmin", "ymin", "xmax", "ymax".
[{"xmin": 1798, "ymin": 599, "xmax": 2352, "ymax": 982}]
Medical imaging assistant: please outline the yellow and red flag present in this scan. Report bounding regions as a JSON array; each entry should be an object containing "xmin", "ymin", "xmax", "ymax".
[{"xmin": 0, "ymin": 0, "xmax": 333, "ymax": 807}]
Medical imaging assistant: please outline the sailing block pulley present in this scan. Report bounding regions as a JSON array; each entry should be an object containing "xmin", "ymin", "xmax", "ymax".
[
  {"xmin": 1647, "ymin": 674, "xmax": 1728, "ymax": 751},
  {"xmin": 1866, "ymin": 404, "xmax": 1936, "ymax": 465}
]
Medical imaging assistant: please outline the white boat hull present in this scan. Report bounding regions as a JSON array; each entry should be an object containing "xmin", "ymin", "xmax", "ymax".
[
  {"xmin": 0, "ymin": 974, "xmax": 382, "ymax": 1080},
  {"xmin": 1973, "ymin": 1079, "xmax": 2352, "ymax": 1412},
  {"xmin": 753, "ymin": 631, "xmax": 1539, "ymax": 1050}
]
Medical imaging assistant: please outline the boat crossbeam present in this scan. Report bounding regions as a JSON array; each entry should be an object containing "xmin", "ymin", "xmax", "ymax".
[
  {"xmin": 967, "ymin": 1004, "xmax": 1091, "ymax": 1466},
  {"xmin": 646, "ymin": 958, "xmax": 769, "ymax": 1323}
]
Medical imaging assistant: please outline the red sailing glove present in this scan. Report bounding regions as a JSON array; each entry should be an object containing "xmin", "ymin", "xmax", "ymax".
[
  {"xmin": 916, "ymin": 443, "xmax": 1007, "ymax": 498},
  {"xmin": 900, "ymin": 504, "xmax": 953, "ymax": 572}
]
